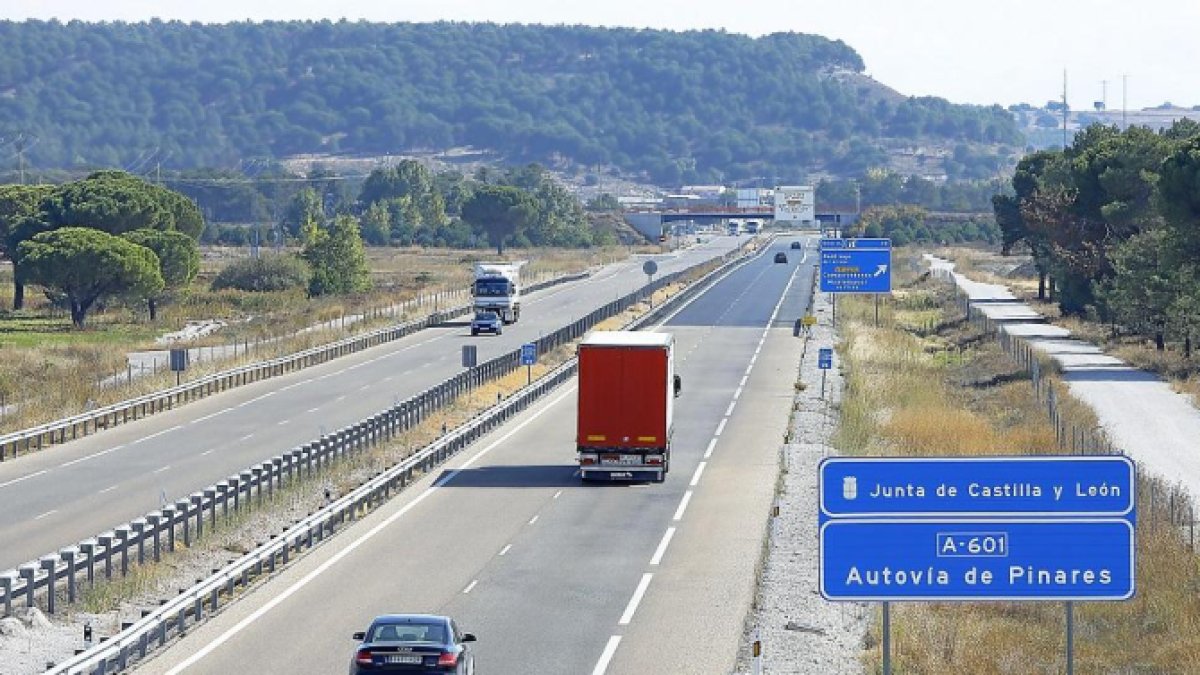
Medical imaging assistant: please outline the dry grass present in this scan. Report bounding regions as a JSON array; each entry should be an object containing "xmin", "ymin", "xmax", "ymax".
[
  {"xmin": 836, "ymin": 266, "xmax": 1200, "ymax": 675},
  {"xmin": 0, "ymin": 246, "xmax": 619, "ymax": 434}
]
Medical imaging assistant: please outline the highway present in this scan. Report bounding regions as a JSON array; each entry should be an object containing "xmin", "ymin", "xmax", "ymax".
[
  {"xmin": 136, "ymin": 236, "xmax": 817, "ymax": 675},
  {"xmin": 0, "ymin": 237, "xmax": 747, "ymax": 572}
]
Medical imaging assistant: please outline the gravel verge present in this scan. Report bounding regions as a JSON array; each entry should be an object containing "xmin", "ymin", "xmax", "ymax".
[{"xmin": 739, "ymin": 290, "xmax": 868, "ymax": 674}]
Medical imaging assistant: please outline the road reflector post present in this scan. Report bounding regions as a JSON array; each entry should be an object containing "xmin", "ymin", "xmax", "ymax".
[{"xmin": 752, "ymin": 627, "xmax": 763, "ymax": 675}]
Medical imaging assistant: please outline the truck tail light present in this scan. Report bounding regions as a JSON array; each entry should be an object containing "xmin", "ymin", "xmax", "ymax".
[
  {"xmin": 579, "ymin": 454, "xmax": 597, "ymax": 466},
  {"xmin": 646, "ymin": 455, "xmax": 664, "ymax": 465},
  {"xmin": 355, "ymin": 649, "xmax": 373, "ymax": 666},
  {"xmin": 438, "ymin": 651, "xmax": 459, "ymax": 667}
]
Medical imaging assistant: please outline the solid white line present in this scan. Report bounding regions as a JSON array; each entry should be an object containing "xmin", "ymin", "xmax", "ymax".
[
  {"xmin": 649, "ymin": 527, "xmax": 677, "ymax": 566},
  {"xmin": 153, "ymin": 465, "xmax": 171, "ymax": 474},
  {"xmin": 99, "ymin": 485, "xmax": 119, "ymax": 494},
  {"xmin": 34, "ymin": 509, "xmax": 57, "ymax": 520},
  {"xmin": 162, "ymin": 387, "xmax": 576, "ymax": 675},
  {"xmin": 591, "ymin": 636, "xmax": 622, "ymax": 675},
  {"xmin": 528, "ymin": 515, "xmax": 540, "ymax": 525},
  {"xmin": 725, "ymin": 401, "xmax": 736, "ymax": 416},
  {"xmin": 499, "ymin": 544, "xmax": 512, "ymax": 556},
  {"xmin": 553, "ymin": 490, "xmax": 563, "ymax": 500},
  {"xmin": 618, "ymin": 573, "xmax": 654, "ymax": 625},
  {"xmin": 704, "ymin": 438, "xmax": 718, "ymax": 459},
  {"xmin": 672, "ymin": 490, "xmax": 693, "ymax": 521},
  {"xmin": 690, "ymin": 461, "xmax": 707, "ymax": 487},
  {"xmin": 462, "ymin": 580, "xmax": 478, "ymax": 594},
  {"xmin": 714, "ymin": 419, "xmax": 727, "ymax": 437}
]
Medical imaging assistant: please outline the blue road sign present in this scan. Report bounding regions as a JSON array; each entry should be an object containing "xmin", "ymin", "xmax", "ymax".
[
  {"xmin": 818, "ymin": 348, "xmax": 833, "ymax": 370},
  {"xmin": 820, "ymin": 519, "xmax": 1135, "ymax": 601},
  {"xmin": 820, "ymin": 238, "xmax": 892, "ymax": 293},
  {"xmin": 820, "ymin": 457, "xmax": 1136, "ymax": 519},
  {"xmin": 520, "ymin": 342, "xmax": 538, "ymax": 366},
  {"xmin": 818, "ymin": 456, "xmax": 1137, "ymax": 602}
]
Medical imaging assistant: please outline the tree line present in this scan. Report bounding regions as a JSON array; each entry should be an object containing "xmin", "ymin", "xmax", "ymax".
[
  {"xmin": 993, "ymin": 119, "xmax": 1200, "ymax": 352},
  {"xmin": 0, "ymin": 20, "xmax": 1020, "ymax": 184}
]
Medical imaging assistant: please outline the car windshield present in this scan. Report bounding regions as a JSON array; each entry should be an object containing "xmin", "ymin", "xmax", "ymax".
[
  {"xmin": 368, "ymin": 621, "xmax": 446, "ymax": 643},
  {"xmin": 475, "ymin": 279, "xmax": 511, "ymax": 297},
  {"xmin": 474, "ymin": 312, "xmax": 498, "ymax": 321}
]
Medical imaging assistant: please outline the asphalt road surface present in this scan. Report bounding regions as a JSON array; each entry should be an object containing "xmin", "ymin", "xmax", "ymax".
[
  {"xmin": 0, "ymin": 237, "xmax": 747, "ymax": 571},
  {"xmin": 136, "ymin": 236, "xmax": 817, "ymax": 675}
]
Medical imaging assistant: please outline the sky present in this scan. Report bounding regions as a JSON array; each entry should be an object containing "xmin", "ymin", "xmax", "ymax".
[{"xmin": 3, "ymin": 0, "xmax": 1197, "ymax": 110}]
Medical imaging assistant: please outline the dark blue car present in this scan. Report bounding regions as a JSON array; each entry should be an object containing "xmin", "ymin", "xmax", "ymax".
[{"xmin": 350, "ymin": 614, "xmax": 476, "ymax": 674}]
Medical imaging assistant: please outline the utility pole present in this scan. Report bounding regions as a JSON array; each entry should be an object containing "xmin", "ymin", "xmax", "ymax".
[
  {"xmin": 14, "ymin": 133, "xmax": 28, "ymax": 185},
  {"xmin": 1062, "ymin": 69, "xmax": 1070, "ymax": 150},
  {"xmin": 1122, "ymin": 74, "xmax": 1128, "ymax": 129}
]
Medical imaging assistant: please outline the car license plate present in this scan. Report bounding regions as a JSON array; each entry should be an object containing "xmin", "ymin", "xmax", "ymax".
[
  {"xmin": 601, "ymin": 454, "xmax": 642, "ymax": 466},
  {"xmin": 385, "ymin": 655, "xmax": 423, "ymax": 664}
]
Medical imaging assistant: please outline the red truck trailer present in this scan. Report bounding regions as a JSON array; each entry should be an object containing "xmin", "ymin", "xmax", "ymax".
[{"xmin": 576, "ymin": 331, "xmax": 677, "ymax": 483}]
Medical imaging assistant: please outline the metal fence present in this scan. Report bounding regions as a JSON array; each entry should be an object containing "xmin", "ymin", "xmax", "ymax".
[
  {"xmin": 37, "ymin": 236, "xmax": 764, "ymax": 675},
  {"xmin": 0, "ymin": 272, "xmax": 589, "ymax": 462}
]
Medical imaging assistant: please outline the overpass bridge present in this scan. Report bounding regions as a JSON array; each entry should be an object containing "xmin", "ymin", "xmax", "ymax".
[{"xmin": 623, "ymin": 206, "xmax": 854, "ymax": 240}]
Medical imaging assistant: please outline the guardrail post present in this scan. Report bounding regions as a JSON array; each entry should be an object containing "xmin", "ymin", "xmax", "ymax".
[
  {"xmin": 115, "ymin": 526, "xmax": 131, "ymax": 577},
  {"xmin": 176, "ymin": 499, "xmax": 191, "ymax": 548},
  {"xmin": 40, "ymin": 558, "xmax": 56, "ymax": 614},
  {"xmin": 61, "ymin": 548, "xmax": 78, "ymax": 604},
  {"xmin": 240, "ymin": 471, "xmax": 254, "ymax": 508},
  {"xmin": 229, "ymin": 477, "xmax": 241, "ymax": 512},
  {"xmin": 98, "ymin": 534, "xmax": 114, "ymax": 580},
  {"xmin": 79, "ymin": 540, "xmax": 96, "ymax": 587},
  {"xmin": 272, "ymin": 458, "xmax": 283, "ymax": 493},
  {"xmin": 1, "ymin": 572, "xmax": 13, "ymax": 617},
  {"xmin": 147, "ymin": 514, "xmax": 162, "ymax": 562},
  {"xmin": 131, "ymin": 519, "xmax": 147, "ymax": 565},
  {"xmin": 217, "ymin": 483, "xmax": 231, "ymax": 520},
  {"xmin": 161, "ymin": 507, "xmax": 176, "ymax": 553},
  {"xmin": 19, "ymin": 564, "xmax": 35, "ymax": 608},
  {"xmin": 191, "ymin": 495, "xmax": 204, "ymax": 539},
  {"xmin": 204, "ymin": 489, "xmax": 217, "ymax": 530}
]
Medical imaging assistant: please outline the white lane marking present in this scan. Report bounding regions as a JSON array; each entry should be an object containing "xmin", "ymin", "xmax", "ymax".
[
  {"xmin": 162, "ymin": 388, "xmax": 576, "ymax": 675},
  {"xmin": 139, "ymin": 425, "xmax": 182, "ymax": 443},
  {"xmin": 190, "ymin": 409, "xmax": 230, "ymax": 425},
  {"xmin": 553, "ymin": 490, "xmax": 563, "ymax": 500},
  {"xmin": 740, "ymin": 375, "xmax": 748, "ymax": 387},
  {"xmin": 714, "ymin": 419, "xmax": 727, "ymax": 437},
  {"xmin": 618, "ymin": 573, "xmax": 654, "ymax": 625},
  {"xmin": 99, "ymin": 484, "xmax": 119, "ymax": 494},
  {"xmin": 498, "ymin": 544, "xmax": 512, "ymax": 556},
  {"xmin": 690, "ymin": 461, "xmax": 707, "ymax": 487},
  {"xmin": 462, "ymin": 580, "xmax": 478, "ymax": 594},
  {"xmin": 650, "ymin": 527, "xmax": 677, "ymax": 566},
  {"xmin": 592, "ymin": 635, "xmax": 622, "ymax": 675},
  {"xmin": 704, "ymin": 438, "xmax": 718, "ymax": 459},
  {"xmin": 725, "ymin": 401, "xmax": 736, "ymax": 416},
  {"xmin": 153, "ymin": 465, "xmax": 171, "ymax": 474},
  {"xmin": 306, "ymin": 407, "xmax": 320, "ymax": 414},
  {"xmin": 359, "ymin": 385, "xmax": 370, "ymax": 392},
  {"xmin": 240, "ymin": 434, "xmax": 254, "ymax": 442},
  {"xmin": 277, "ymin": 420, "xmax": 290, "ymax": 426},
  {"xmin": 673, "ymin": 490, "xmax": 693, "ymax": 521},
  {"xmin": 0, "ymin": 469, "xmax": 48, "ymax": 489},
  {"xmin": 733, "ymin": 386, "xmax": 743, "ymax": 400},
  {"xmin": 60, "ymin": 444, "xmax": 126, "ymax": 469},
  {"xmin": 528, "ymin": 515, "xmax": 540, "ymax": 525},
  {"xmin": 201, "ymin": 450, "xmax": 214, "ymax": 457},
  {"xmin": 238, "ymin": 392, "xmax": 276, "ymax": 408},
  {"xmin": 335, "ymin": 395, "xmax": 347, "ymax": 402},
  {"xmin": 34, "ymin": 509, "xmax": 57, "ymax": 520},
  {"xmin": 745, "ymin": 366, "xmax": 752, "ymax": 376}
]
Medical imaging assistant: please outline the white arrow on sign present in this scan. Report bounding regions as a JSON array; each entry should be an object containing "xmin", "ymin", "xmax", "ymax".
[{"xmin": 873, "ymin": 265, "xmax": 888, "ymax": 277}]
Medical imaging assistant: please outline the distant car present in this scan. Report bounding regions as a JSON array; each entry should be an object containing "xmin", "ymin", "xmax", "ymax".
[
  {"xmin": 774, "ymin": 252, "xmax": 788, "ymax": 263},
  {"xmin": 470, "ymin": 311, "xmax": 502, "ymax": 336},
  {"xmin": 790, "ymin": 241, "xmax": 802, "ymax": 250},
  {"xmin": 350, "ymin": 614, "xmax": 476, "ymax": 674}
]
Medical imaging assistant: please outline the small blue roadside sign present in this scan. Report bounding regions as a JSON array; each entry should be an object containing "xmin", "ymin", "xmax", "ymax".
[
  {"xmin": 818, "ymin": 348, "xmax": 833, "ymax": 370},
  {"xmin": 818, "ymin": 456, "xmax": 1137, "ymax": 602},
  {"xmin": 520, "ymin": 342, "xmax": 537, "ymax": 366},
  {"xmin": 820, "ymin": 238, "xmax": 892, "ymax": 293}
]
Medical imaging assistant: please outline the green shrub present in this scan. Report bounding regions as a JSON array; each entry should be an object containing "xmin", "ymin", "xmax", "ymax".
[{"xmin": 211, "ymin": 255, "xmax": 310, "ymax": 292}]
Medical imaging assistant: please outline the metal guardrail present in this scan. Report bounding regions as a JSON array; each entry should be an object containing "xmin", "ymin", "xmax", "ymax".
[
  {"xmin": 0, "ymin": 272, "xmax": 589, "ymax": 462},
  {"xmin": 36, "ymin": 236, "xmax": 763, "ymax": 675}
]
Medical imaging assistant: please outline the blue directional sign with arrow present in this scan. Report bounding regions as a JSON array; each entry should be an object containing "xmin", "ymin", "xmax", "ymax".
[{"xmin": 820, "ymin": 238, "xmax": 892, "ymax": 293}]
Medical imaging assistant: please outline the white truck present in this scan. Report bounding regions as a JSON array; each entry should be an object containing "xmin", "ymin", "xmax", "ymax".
[{"xmin": 472, "ymin": 261, "xmax": 525, "ymax": 323}]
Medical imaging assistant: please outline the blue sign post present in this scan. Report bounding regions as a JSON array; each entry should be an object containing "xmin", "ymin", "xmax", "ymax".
[
  {"xmin": 820, "ymin": 238, "xmax": 892, "ymax": 294},
  {"xmin": 520, "ymin": 342, "xmax": 537, "ymax": 384},
  {"xmin": 818, "ymin": 347, "xmax": 833, "ymax": 399},
  {"xmin": 819, "ymin": 456, "xmax": 1136, "ymax": 673}
]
